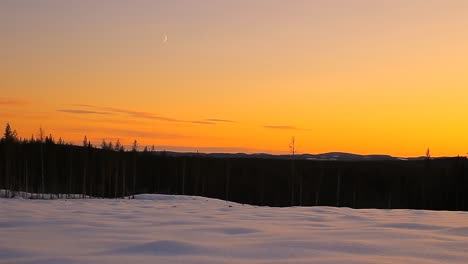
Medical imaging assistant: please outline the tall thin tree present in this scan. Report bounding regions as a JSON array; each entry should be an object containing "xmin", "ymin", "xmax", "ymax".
[
  {"xmin": 289, "ymin": 136, "xmax": 296, "ymax": 206},
  {"xmin": 39, "ymin": 127, "xmax": 45, "ymax": 199},
  {"xmin": 132, "ymin": 140, "xmax": 138, "ymax": 198}
]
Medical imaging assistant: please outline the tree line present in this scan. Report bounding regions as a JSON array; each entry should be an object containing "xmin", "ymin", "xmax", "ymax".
[{"xmin": 1, "ymin": 123, "xmax": 468, "ymax": 211}]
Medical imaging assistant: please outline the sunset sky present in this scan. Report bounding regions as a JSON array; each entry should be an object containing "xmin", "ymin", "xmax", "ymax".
[{"xmin": 2, "ymin": 0, "xmax": 468, "ymax": 156}]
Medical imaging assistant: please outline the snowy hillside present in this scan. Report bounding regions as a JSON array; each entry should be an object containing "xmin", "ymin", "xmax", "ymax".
[{"xmin": 1, "ymin": 194, "xmax": 468, "ymax": 264}]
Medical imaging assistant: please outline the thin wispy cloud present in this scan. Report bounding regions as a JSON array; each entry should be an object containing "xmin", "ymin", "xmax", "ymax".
[
  {"xmin": 191, "ymin": 121, "xmax": 216, "ymax": 125},
  {"xmin": 68, "ymin": 105, "xmax": 185, "ymax": 122},
  {"xmin": 204, "ymin": 118, "xmax": 236, "ymax": 123},
  {"xmin": 264, "ymin": 125, "xmax": 309, "ymax": 131},
  {"xmin": 0, "ymin": 98, "xmax": 30, "ymax": 106},
  {"xmin": 58, "ymin": 109, "xmax": 113, "ymax": 115},
  {"xmin": 99, "ymin": 107, "xmax": 184, "ymax": 122},
  {"xmin": 69, "ymin": 104, "xmax": 236, "ymax": 125}
]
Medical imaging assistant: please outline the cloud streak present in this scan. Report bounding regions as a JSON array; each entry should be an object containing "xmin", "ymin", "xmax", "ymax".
[
  {"xmin": 58, "ymin": 109, "xmax": 113, "ymax": 115},
  {"xmin": 99, "ymin": 107, "xmax": 184, "ymax": 122},
  {"xmin": 67, "ymin": 105, "xmax": 184, "ymax": 122},
  {"xmin": 264, "ymin": 125, "xmax": 310, "ymax": 131},
  {"xmin": 191, "ymin": 120, "xmax": 216, "ymax": 125},
  {"xmin": 0, "ymin": 98, "xmax": 30, "ymax": 106},
  {"xmin": 66, "ymin": 104, "xmax": 236, "ymax": 125},
  {"xmin": 204, "ymin": 118, "xmax": 236, "ymax": 123}
]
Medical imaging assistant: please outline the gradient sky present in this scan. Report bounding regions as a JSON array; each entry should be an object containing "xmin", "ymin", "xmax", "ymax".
[{"xmin": 2, "ymin": 0, "xmax": 468, "ymax": 156}]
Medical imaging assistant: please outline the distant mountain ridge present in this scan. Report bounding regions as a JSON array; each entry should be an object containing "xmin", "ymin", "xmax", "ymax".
[{"xmin": 156, "ymin": 151, "xmax": 427, "ymax": 161}]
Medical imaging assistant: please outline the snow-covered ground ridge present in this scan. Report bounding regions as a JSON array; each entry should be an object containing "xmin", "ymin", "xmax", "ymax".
[{"xmin": 1, "ymin": 193, "xmax": 468, "ymax": 264}]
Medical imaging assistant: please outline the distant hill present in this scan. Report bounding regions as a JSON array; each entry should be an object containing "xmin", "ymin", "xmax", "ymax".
[{"xmin": 155, "ymin": 151, "xmax": 427, "ymax": 161}]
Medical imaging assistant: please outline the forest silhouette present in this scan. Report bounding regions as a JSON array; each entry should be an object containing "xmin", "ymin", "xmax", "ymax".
[{"xmin": 1, "ymin": 123, "xmax": 467, "ymax": 211}]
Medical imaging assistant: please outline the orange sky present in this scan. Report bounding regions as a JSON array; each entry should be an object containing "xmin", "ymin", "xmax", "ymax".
[{"xmin": 2, "ymin": 1, "xmax": 468, "ymax": 157}]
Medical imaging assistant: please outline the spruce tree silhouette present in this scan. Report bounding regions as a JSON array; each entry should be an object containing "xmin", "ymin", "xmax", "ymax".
[{"xmin": 3, "ymin": 123, "xmax": 18, "ymax": 143}]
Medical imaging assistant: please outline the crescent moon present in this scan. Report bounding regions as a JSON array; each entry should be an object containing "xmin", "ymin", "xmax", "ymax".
[{"xmin": 163, "ymin": 35, "xmax": 168, "ymax": 43}]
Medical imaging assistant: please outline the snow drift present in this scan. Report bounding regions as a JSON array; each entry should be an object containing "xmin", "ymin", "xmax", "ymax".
[{"xmin": 1, "ymin": 194, "xmax": 468, "ymax": 263}]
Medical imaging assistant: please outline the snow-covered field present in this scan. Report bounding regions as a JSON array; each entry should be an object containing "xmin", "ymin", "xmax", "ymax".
[{"xmin": 1, "ymin": 194, "xmax": 468, "ymax": 264}]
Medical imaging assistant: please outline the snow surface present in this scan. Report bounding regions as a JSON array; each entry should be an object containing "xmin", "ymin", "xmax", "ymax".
[{"xmin": 1, "ymin": 194, "xmax": 468, "ymax": 264}]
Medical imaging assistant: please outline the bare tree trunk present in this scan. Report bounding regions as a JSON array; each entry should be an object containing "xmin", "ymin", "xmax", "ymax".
[
  {"xmin": 194, "ymin": 158, "xmax": 199, "ymax": 196},
  {"xmin": 336, "ymin": 170, "xmax": 341, "ymax": 207},
  {"xmin": 315, "ymin": 190, "xmax": 319, "ymax": 206},
  {"xmin": 315, "ymin": 170, "xmax": 323, "ymax": 206},
  {"xmin": 82, "ymin": 154, "xmax": 87, "ymax": 199},
  {"xmin": 25, "ymin": 159, "xmax": 29, "ymax": 199},
  {"xmin": 132, "ymin": 154, "xmax": 136, "ymax": 199},
  {"xmin": 68, "ymin": 152, "xmax": 73, "ymax": 198},
  {"xmin": 299, "ymin": 172, "xmax": 303, "ymax": 206},
  {"xmin": 114, "ymin": 159, "xmax": 118, "ymax": 198},
  {"xmin": 3, "ymin": 144, "xmax": 9, "ymax": 198},
  {"xmin": 122, "ymin": 161, "xmax": 126, "ymax": 198},
  {"xmin": 101, "ymin": 164, "xmax": 105, "ymax": 198},
  {"xmin": 4, "ymin": 156, "xmax": 9, "ymax": 198},
  {"xmin": 225, "ymin": 161, "xmax": 230, "ymax": 201},
  {"xmin": 289, "ymin": 137, "xmax": 296, "ymax": 206},
  {"xmin": 153, "ymin": 160, "xmax": 157, "ymax": 194},
  {"xmin": 41, "ymin": 142, "xmax": 45, "ymax": 199},
  {"xmin": 353, "ymin": 182, "xmax": 357, "ymax": 208},
  {"xmin": 290, "ymin": 160, "xmax": 295, "ymax": 206},
  {"xmin": 107, "ymin": 159, "xmax": 112, "ymax": 198},
  {"xmin": 387, "ymin": 192, "xmax": 392, "ymax": 209},
  {"xmin": 259, "ymin": 170, "xmax": 265, "ymax": 205},
  {"xmin": 182, "ymin": 158, "xmax": 186, "ymax": 195}
]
